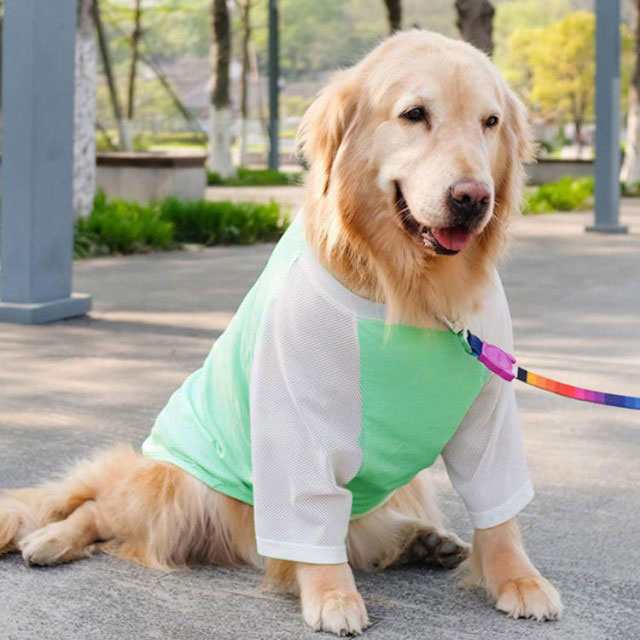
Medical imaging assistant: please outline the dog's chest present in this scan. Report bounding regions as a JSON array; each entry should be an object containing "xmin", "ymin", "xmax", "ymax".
[{"xmin": 346, "ymin": 318, "xmax": 489, "ymax": 516}]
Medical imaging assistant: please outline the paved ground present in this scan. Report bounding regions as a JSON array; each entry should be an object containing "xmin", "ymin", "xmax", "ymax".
[{"xmin": 1, "ymin": 201, "xmax": 640, "ymax": 639}]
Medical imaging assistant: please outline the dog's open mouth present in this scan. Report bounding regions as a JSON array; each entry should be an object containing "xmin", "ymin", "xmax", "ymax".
[{"xmin": 394, "ymin": 182, "xmax": 471, "ymax": 256}]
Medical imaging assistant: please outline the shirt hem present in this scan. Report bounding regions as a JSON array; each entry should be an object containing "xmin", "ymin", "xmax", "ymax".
[
  {"xmin": 468, "ymin": 480, "xmax": 534, "ymax": 530},
  {"xmin": 257, "ymin": 537, "xmax": 348, "ymax": 564}
]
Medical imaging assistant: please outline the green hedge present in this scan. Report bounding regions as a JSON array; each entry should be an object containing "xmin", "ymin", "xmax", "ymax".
[
  {"xmin": 524, "ymin": 177, "xmax": 594, "ymax": 214},
  {"xmin": 524, "ymin": 176, "xmax": 640, "ymax": 214},
  {"xmin": 74, "ymin": 192, "xmax": 288, "ymax": 258},
  {"xmin": 207, "ymin": 167, "xmax": 302, "ymax": 187},
  {"xmin": 75, "ymin": 192, "xmax": 174, "ymax": 257},
  {"xmin": 160, "ymin": 198, "xmax": 285, "ymax": 245}
]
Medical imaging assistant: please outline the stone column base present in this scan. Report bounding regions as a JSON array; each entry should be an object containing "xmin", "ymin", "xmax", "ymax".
[
  {"xmin": 0, "ymin": 294, "xmax": 92, "ymax": 324},
  {"xmin": 586, "ymin": 224, "xmax": 629, "ymax": 235}
]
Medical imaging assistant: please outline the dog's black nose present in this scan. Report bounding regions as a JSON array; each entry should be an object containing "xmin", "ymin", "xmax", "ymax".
[{"xmin": 447, "ymin": 179, "xmax": 491, "ymax": 221}]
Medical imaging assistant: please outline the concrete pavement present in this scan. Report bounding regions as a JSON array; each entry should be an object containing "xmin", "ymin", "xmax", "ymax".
[{"xmin": 1, "ymin": 203, "xmax": 640, "ymax": 639}]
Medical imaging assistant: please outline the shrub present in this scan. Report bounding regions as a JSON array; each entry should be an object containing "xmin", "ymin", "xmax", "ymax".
[
  {"xmin": 74, "ymin": 192, "xmax": 289, "ymax": 258},
  {"xmin": 621, "ymin": 180, "xmax": 640, "ymax": 197},
  {"xmin": 207, "ymin": 167, "xmax": 302, "ymax": 187},
  {"xmin": 160, "ymin": 198, "xmax": 287, "ymax": 246},
  {"xmin": 524, "ymin": 176, "xmax": 594, "ymax": 214},
  {"xmin": 75, "ymin": 192, "xmax": 174, "ymax": 257}
]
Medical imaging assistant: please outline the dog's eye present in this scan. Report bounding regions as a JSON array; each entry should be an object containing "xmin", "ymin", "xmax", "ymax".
[
  {"xmin": 401, "ymin": 106, "xmax": 428, "ymax": 124},
  {"xmin": 484, "ymin": 115, "xmax": 500, "ymax": 129}
]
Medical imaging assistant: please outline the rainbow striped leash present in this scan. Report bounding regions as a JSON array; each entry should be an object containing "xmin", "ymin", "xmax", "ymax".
[{"xmin": 466, "ymin": 332, "xmax": 640, "ymax": 411}]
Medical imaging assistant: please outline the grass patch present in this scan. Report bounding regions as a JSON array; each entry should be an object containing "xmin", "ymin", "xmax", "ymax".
[
  {"xmin": 75, "ymin": 192, "xmax": 288, "ymax": 258},
  {"xmin": 207, "ymin": 167, "xmax": 302, "ymax": 187},
  {"xmin": 524, "ymin": 177, "xmax": 594, "ymax": 214}
]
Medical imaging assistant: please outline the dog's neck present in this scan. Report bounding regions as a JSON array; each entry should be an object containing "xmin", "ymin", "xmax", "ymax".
[{"xmin": 303, "ymin": 192, "xmax": 500, "ymax": 327}]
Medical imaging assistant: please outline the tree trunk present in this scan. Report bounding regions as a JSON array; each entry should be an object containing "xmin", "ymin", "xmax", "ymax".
[
  {"xmin": 455, "ymin": 0, "xmax": 495, "ymax": 56},
  {"xmin": 238, "ymin": 0, "xmax": 252, "ymax": 167},
  {"xmin": 92, "ymin": 0, "xmax": 130, "ymax": 150},
  {"xmin": 251, "ymin": 42, "xmax": 268, "ymax": 139},
  {"xmin": 575, "ymin": 118, "xmax": 584, "ymax": 158},
  {"xmin": 621, "ymin": 0, "xmax": 640, "ymax": 184},
  {"xmin": 209, "ymin": 0, "xmax": 234, "ymax": 177},
  {"xmin": 74, "ymin": 0, "xmax": 97, "ymax": 218},
  {"xmin": 142, "ymin": 52, "xmax": 202, "ymax": 131},
  {"xmin": 383, "ymin": 0, "xmax": 402, "ymax": 34},
  {"xmin": 124, "ymin": 0, "xmax": 143, "ymax": 146}
]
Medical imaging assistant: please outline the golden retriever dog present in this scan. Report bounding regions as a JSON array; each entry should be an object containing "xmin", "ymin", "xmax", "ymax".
[{"xmin": 0, "ymin": 31, "xmax": 562, "ymax": 635}]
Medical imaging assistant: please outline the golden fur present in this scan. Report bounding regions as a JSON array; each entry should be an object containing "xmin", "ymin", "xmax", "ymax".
[
  {"xmin": 299, "ymin": 30, "xmax": 533, "ymax": 324},
  {"xmin": 0, "ymin": 31, "xmax": 561, "ymax": 635}
]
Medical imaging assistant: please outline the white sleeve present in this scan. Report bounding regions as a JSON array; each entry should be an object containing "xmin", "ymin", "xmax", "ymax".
[
  {"xmin": 249, "ymin": 260, "xmax": 362, "ymax": 564},
  {"xmin": 441, "ymin": 270, "xmax": 534, "ymax": 530}
]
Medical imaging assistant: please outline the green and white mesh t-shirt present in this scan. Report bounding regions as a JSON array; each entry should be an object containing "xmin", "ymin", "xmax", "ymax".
[{"xmin": 142, "ymin": 215, "xmax": 533, "ymax": 564}]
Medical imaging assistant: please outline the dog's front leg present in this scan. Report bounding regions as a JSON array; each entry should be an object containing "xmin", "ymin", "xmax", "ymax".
[
  {"xmin": 469, "ymin": 518, "xmax": 562, "ymax": 621},
  {"xmin": 296, "ymin": 561, "xmax": 370, "ymax": 636}
]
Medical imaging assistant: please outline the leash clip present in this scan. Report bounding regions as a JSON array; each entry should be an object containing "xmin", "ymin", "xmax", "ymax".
[
  {"xmin": 466, "ymin": 332, "xmax": 516, "ymax": 381},
  {"xmin": 478, "ymin": 342, "xmax": 516, "ymax": 382},
  {"xmin": 443, "ymin": 319, "xmax": 517, "ymax": 383}
]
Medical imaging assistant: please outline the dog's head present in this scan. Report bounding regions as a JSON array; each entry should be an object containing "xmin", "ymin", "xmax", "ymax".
[{"xmin": 298, "ymin": 30, "xmax": 532, "ymax": 321}]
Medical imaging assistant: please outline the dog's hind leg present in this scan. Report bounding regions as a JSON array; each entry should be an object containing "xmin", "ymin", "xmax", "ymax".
[
  {"xmin": 0, "ymin": 445, "xmax": 136, "ymax": 555},
  {"xmin": 0, "ymin": 485, "xmax": 94, "ymax": 555},
  {"xmin": 19, "ymin": 500, "xmax": 112, "ymax": 566},
  {"xmin": 3, "ymin": 445, "xmax": 261, "ymax": 571}
]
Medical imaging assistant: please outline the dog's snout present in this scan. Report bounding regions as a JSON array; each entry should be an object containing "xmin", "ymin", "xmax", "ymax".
[{"xmin": 447, "ymin": 179, "xmax": 491, "ymax": 221}]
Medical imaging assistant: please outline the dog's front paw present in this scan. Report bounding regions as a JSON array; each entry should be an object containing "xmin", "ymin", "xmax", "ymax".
[
  {"xmin": 408, "ymin": 529, "xmax": 470, "ymax": 570},
  {"xmin": 303, "ymin": 589, "xmax": 370, "ymax": 636},
  {"xmin": 496, "ymin": 576, "xmax": 563, "ymax": 621}
]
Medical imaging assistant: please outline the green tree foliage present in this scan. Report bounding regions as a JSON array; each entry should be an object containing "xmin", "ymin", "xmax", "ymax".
[
  {"xmin": 494, "ymin": 0, "xmax": 573, "ymax": 92},
  {"xmin": 528, "ymin": 12, "xmax": 597, "ymax": 140},
  {"xmin": 93, "ymin": 0, "xmax": 639, "ymax": 143},
  {"xmin": 500, "ymin": 10, "xmax": 632, "ymax": 145},
  {"xmin": 102, "ymin": 0, "xmax": 210, "ymax": 62},
  {"xmin": 250, "ymin": 0, "xmax": 460, "ymax": 79},
  {"xmin": 251, "ymin": 0, "xmax": 383, "ymax": 78}
]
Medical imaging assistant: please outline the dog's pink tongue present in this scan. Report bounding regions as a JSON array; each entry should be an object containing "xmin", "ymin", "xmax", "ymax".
[{"xmin": 431, "ymin": 227, "xmax": 471, "ymax": 252}]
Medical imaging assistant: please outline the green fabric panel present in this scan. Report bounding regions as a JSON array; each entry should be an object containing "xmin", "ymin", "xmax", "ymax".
[
  {"xmin": 348, "ymin": 320, "xmax": 490, "ymax": 516},
  {"xmin": 142, "ymin": 218, "xmax": 307, "ymax": 502}
]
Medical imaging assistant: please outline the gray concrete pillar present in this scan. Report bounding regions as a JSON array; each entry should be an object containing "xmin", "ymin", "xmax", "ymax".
[
  {"xmin": 588, "ymin": 0, "xmax": 627, "ymax": 234},
  {"xmin": 0, "ymin": 0, "xmax": 92, "ymax": 324}
]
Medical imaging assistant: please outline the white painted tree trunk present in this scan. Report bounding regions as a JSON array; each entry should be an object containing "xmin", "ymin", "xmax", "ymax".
[
  {"xmin": 209, "ymin": 105, "xmax": 234, "ymax": 177},
  {"xmin": 121, "ymin": 119, "xmax": 135, "ymax": 152},
  {"xmin": 621, "ymin": 86, "xmax": 640, "ymax": 184},
  {"xmin": 239, "ymin": 117, "xmax": 249, "ymax": 167},
  {"xmin": 73, "ymin": 0, "xmax": 97, "ymax": 218}
]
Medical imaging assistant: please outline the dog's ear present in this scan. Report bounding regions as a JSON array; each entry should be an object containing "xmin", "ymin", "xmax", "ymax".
[
  {"xmin": 297, "ymin": 70, "xmax": 359, "ymax": 195},
  {"xmin": 495, "ymin": 88, "xmax": 534, "ymax": 219},
  {"xmin": 504, "ymin": 87, "xmax": 535, "ymax": 164}
]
